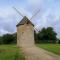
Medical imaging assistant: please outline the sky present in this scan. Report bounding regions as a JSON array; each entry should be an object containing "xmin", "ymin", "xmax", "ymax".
[{"xmin": 0, "ymin": 0, "xmax": 60, "ymax": 38}]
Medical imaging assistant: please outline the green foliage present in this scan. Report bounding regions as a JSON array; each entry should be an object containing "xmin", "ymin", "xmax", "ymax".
[
  {"xmin": 34, "ymin": 31, "xmax": 39, "ymax": 43},
  {"xmin": 11, "ymin": 33, "xmax": 17, "ymax": 44},
  {"xmin": 2, "ymin": 34, "xmax": 15, "ymax": 44},
  {"xmin": 46, "ymin": 27, "xmax": 57, "ymax": 40},
  {"xmin": 35, "ymin": 27, "xmax": 57, "ymax": 43},
  {"xmin": 0, "ymin": 36, "xmax": 3, "ymax": 44},
  {"xmin": 58, "ymin": 40, "xmax": 60, "ymax": 44},
  {"xmin": 0, "ymin": 33, "xmax": 17, "ymax": 44}
]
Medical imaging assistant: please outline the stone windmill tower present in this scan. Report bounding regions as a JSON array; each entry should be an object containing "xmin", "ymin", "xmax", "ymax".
[
  {"xmin": 17, "ymin": 16, "xmax": 34, "ymax": 47},
  {"xmin": 13, "ymin": 7, "xmax": 40, "ymax": 47}
]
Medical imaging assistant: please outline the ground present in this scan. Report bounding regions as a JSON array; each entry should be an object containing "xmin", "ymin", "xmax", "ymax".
[
  {"xmin": 21, "ymin": 44, "xmax": 60, "ymax": 60},
  {"xmin": 0, "ymin": 44, "xmax": 60, "ymax": 60},
  {"xmin": 0, "ymin": 45, "xmax": 23, "ymax": 60}
]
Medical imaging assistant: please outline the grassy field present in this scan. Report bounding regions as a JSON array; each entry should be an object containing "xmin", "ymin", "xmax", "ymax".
[
  {"xmin": 0, "ymin": 45, "xmax": 23, "ymax": 60},
  {"xmin": 37, "ymin": 44, "xmax": 60, "ymax": 55}
]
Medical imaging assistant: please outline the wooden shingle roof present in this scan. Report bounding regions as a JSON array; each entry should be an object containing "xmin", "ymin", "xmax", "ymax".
[{"xmin": 16, "ymin": 16, "xmax": 34, "ymax": 27}]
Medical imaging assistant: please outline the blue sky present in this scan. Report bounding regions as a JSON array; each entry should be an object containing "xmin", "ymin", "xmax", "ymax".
[{"xmin": 0, "ymin": 0, "xmax": 60, "ymax": 38}]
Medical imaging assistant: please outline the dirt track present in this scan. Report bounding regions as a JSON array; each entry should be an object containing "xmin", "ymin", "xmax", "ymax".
[{"xmin": 20, "ymin": 45, "xmax": 60, "ymax": 60}]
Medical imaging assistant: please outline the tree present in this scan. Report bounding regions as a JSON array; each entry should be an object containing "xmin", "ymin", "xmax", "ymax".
[
  {"xmin": 2, "ymin": 34, "xmax": 15, "ymax": 44},
  {"xmin": 46, "ymin": 27, "xmax": 57, "ymax": 43},
  {"xmin": 34, "ymin": 31, "xmax": 38, "ymax": 43},
  {"xmin": 12, "ymin": 33, "xmax": 17, "ymax": 44},
  {"xmin": 0, "ymin": 36, "xmax": 3, "ymax": 44},
  {"xmin": 35, "ymin": 27, "xmax": 57, "ymax": 43},
  {"xmin": 38, "ymin": 28, "xmax": 48, "ymax": 43},
  {"xmin": 59, "ymin": 40, "xmax": 60, "ymax": 44}
]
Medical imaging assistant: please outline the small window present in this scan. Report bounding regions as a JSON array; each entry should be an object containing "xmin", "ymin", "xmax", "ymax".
[{"xmin": 27, "ymin": 21, "xmax": 29, "ymax": 24}]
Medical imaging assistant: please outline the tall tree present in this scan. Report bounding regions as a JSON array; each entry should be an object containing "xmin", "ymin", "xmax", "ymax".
[{"xmin": 35, "ymin": 27, "xmax": 57, "ymax": 43}]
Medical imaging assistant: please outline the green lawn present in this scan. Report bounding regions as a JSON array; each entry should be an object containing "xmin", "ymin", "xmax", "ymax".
[
  {"xmin": 37, "ymin": 44, "xmax": 60, "ymax": 55},
  {"xmin": 0, "ymin": 45, "xmax": 23, "ymax": 60}
]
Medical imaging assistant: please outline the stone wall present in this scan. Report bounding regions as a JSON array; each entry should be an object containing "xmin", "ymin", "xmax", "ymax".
[{"xmin": 17, "ymin": 23, "xmax": 34, "ymax": 47}]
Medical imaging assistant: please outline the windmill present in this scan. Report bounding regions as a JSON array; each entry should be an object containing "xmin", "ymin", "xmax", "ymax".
[{"xmin": 13, "ymin": 7, "xmax": 40, "ymax": 47}]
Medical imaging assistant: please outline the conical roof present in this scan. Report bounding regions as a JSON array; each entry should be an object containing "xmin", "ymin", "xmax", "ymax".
[{"xmin": 16, "ymin": 16, "xmax": 34, "ymax": 27}]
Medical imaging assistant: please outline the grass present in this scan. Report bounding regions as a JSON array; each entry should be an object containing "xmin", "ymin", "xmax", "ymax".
[
  {"xmin": 37, "ymin": 44, "xmax": 60, "ymax": 55},
  {"xmin": 0, "ymin": 45, "xmax": 24, "ymax": 60}
]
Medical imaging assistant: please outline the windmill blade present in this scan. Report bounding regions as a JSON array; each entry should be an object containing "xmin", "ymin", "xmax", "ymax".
[
  {"xmin": 13, "ymin": 7, "xmax": 24, "ymax": 17},
  {"xmin": 30, "ymin": 9, "xmax": 40, "ymax": 20}
]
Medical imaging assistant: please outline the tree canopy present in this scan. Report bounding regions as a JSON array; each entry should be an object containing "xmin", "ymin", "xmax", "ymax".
[
  {"xmin": 35, "ymin": 27, "xmax": 57, "ymax": 43},
  {"xmin": 0, "ymin": 33, "xmax": 17, "ymax": 44}
]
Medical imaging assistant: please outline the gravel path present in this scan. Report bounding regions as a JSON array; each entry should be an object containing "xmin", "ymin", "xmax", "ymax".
[{"xmin": 20, "ymin": 45, "xmax": 60, "ymax": 60}]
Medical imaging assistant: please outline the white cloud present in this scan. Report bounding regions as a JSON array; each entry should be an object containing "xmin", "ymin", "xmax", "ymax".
[
  {"xmin": 18, "ymin": 7, "xmax": 32, "ymax": 18},
  {"xmin": 0, "ymin": 8, "xmax": 16, "ymax": 18},
  {"xmin": 27, "ymin": 0, "xmax": 43, "ymax": 5},
  {"xmin": 0, "ymin": 7, "xmax": 18, "ymax": 35},
  {"xmin": 0, "ymin": 7, "xmax": 32, "ymax": 35},
  {"xmin": 0, "ymin": 29, "xmax": 10, "ymax": 36}
]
